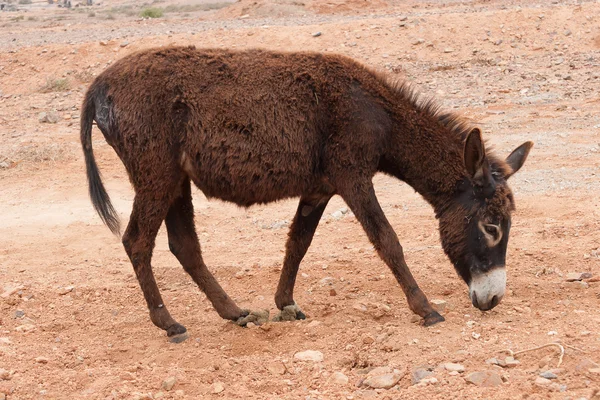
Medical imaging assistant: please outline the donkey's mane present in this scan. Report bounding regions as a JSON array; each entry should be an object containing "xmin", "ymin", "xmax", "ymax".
[{"xmin": 384, "ymin": 77, "xmax": 511, "ymax": 177}]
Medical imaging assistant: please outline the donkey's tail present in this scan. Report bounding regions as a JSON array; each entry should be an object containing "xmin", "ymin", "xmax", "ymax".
[{"xmin": 80, "ymin": 90, "xmax": 121, "ymax": 235}]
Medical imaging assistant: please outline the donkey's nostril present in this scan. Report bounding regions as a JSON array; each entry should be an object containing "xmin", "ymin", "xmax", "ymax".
[
  {"xmin": 490, "ymin": 295, "xmax": 499, "ymax": 309},
  {"xmin": 471, "ymin": 292, "xmax": 479, "ymax": 309}
]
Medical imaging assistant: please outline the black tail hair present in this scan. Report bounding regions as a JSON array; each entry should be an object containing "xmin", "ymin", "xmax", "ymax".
[{"xmin": 80, "ymin": 90, "xmax": 120, "ymax": 235}]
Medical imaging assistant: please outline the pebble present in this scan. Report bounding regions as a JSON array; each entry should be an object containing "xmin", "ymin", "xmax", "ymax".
[
  {"xmin": 294, "ymin": 350, "xmax": 323, "ymax": 362},
  {"xmin": 444, "ymin": 48, "xmax": 454, "ymax": 53},
  {"xmin": 99, "ymin": 40, "xmax": 108, "ymax": 46},
  {"xmin": 35, "ymin": 356, "xmax": 49, "ymax": 364},
  {"xmin": 330, "ymin": 371, "xmax": 349, "ymax": 385},
  {"xmin": 38, "ymin": 111, "xmax": 60, "ymax": 124},
  {"xmin": 162, "ymin": 376, "xmax": 177, "ymax": 391},
  {"xmin": 535, "ymin": 377, "xmax": 552, "ymax": 386},
  {"xmin": 540, "ymin": 371, "xmax": 558, "ymax": 379},
  {"xmin": 431, "ymin": 299, "xmax": 447, "ymax": 313},
  {"xmin": 412, "ymin": 38, "xmax": 425, "ymax": 45},
  {"xmin": 443, "ymin": 363, "xmax": 465, "ymax": 373},
  {"xmin": 363, "ymin": 371, "xmax": 404, "ymax": 389},
  {"xmin": 120, "ymin": 41, "xmax": 129, "ymax": 47},
  {"xmin": 566, "ymin": 272, "xmax": 592, "ymax": 281},
  {"xmin": 212, "ymin": 381, "xmax": 225, "ymax": 394},
  {"xmin": 58, "ymin": 285, "xmax": 75, "ymax": 295},
  {"xmin": 14, "ymin": 310, "xmax": 24, "ymax": 319},
  {"xmin": 411, "ymin": 368, "xmax": 434, "ymax": 384},
  {"xmin": 0, "ymin": 368, "xmax": 10, "ymax": 380},
  {"xmin": 331, "ymin": 207, "xmax": 348, "ymax": 220},
  {"xmin": 465, "ymin": 371, "xmax": 503, "ymax": 387},
  {"xmin": 266, "ymin": 361, "xmax": 286, "ymax": 375},
  {"xmin": 15, "ymin": 324, "xmax": 36, "ymax": 333},
  {"xmin": 312, "ymin": 32, "xmax": 322, "ymax": 37}
]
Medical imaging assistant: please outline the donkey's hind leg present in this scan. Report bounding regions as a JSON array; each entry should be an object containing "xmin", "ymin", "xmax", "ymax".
[
  {"xmin": 122, "ymin": 186, "xmax": 187, "ymax": 341},
  {"xmin": 165, "ymin": 180, "xmax": 267, "ymax": 326},
  {"xmin": 273, "ymin": 194, "xmax": 331, "ymax": 322}
]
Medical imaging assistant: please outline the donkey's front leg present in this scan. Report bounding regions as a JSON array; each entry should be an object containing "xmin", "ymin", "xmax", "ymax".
[
  {"xmin": 273, "ymin": 195, "xmax": 331, "ymax": 321},
  {"xmin": 339, "ymin": 182, "xmax": 444, "ymax": 326}
]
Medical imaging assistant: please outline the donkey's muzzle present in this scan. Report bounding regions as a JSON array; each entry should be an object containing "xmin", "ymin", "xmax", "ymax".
[{"xmin": 469, "ymin": 267, "xmax": 506, "ymax": 311}]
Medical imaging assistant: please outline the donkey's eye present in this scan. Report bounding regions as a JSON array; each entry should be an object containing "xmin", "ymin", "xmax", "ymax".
[{"xmin": 484, "ymin": 225, "xmax": 498, "ymax": 235}]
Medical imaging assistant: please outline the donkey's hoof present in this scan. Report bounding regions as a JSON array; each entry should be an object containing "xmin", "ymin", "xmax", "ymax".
[
  {"xmin": 235, "ymin": 309, "xmax": 270, "ymax": 327},
  {"xmin": 167, "ymin": 323, "xmax": 188, "ymax": 343},
  {"xmin": 273, "ymin": 304, "xmax": 306, "ymax": 322},
  {"xmin": 422, "ymin": 311, "xmax": 445, "ymax": 327}
]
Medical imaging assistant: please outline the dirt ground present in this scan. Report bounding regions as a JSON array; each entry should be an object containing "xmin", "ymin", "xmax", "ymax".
[{"xmin": 1, "ymin": 0, "xmax": 600, "ymax": 399}]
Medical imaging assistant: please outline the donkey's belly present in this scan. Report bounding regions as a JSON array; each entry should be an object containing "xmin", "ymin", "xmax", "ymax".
[{"xmin": 180, "ymin": 150, "xmax": 317, "ymax": 206}]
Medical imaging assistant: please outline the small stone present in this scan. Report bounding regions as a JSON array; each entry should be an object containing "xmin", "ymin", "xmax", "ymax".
[
  {"xmin": 58, "ymin": 285, "xmax": 75, "ymax": 295},
  {"xmin": 312, "ymin": 32, "xmax": 322, "ymax": 37},
  {"xmin": 331, "ymin": 207, "xmax": 348, "ymax": 220},
  {"xmin": 535, "ymin": 377, "xmax": 551, "ymax": 386},
  {"xmin": 38, "ymin": 111, "xmax": 60, "ymax": 124},
  {"xmin": 99, "ymin": 40, "xmax": 108, "ymax": 45},
  {"xmin": 566, "ymin": 272, "xmax": 592, "ymax": 281},
  {"xmin": 564, "ymin": 29, "xmax": 572, "ymax": 36},
  {"xmin": 411, "ymin": 368, "xmax": 434, "ymax": 385},
  {"xmin": 362, "ymin": 335, "xmax": 375, "ymax": 345},
  {"xmin": 363, "ymin": 372, "xmax": 403, "ymax": 389},
  {"xmin": 0, "ymin": 162, "xmax": 9, "ymax": 169},
  {"xmin": 14, "ymin": 310, "xmax": 24, "ymax": 319},
  {"xmin": 465, "ymin": 371, "xmax": 503, "ymax": 387},
  {"xmin": 162, "ymin": 376, "xmax": 177, "ymax": 391},
  {"xmin": 540, "ymin": 371, "xmax": 558, "ymax": 380},
  {"xmin": 504, "ymin": 356, "xmax": 520, "ymax": 368},
  {"xmin": 564, "ymin": 281, "xmax": 589, "ymax": 289},
  {"xmin": 418, "ymin": 377, "xmax": 438, "ymax": 385},
  {"xmin": 443, "ymin": 363, "xmax": 465, "ymax": 373},
  {"xmin": 294, "ymin": 350, "xmax": 323, "ymax": 362},
  {"xmin": 589, "ymin": 368, "xmax": 600, "ymax": 374},
  {"xmin": 319, "ymin": 277, "xmax": 335, "ymax": 287},
  {"xmin": 329, "ymin": 288, "xmax": 337, "ymax": 296},
  {"xmin": 412, "ymin": 38, "xmax": 425, "ymax": 46},
  {"xmin": 211, "ymin": 382, "xmax": 225, "ymax": 394},
  {"xmin": 266, "ymin": 361, "xmax": 286, "ymax": 375},
  {"xmin": 0, "ymin": 368, "xmax": 10, "ymax": 380},
  {"xmin": 399, "ymin": 15, "xmax": 408, "ymax": 21},
  {"xmin": 35, "ymin": 356, "xmax": 49, "ymax": 364},
  {"xmin": 246, "ymin": 322, "xmax": 256, "ymax": 328},
  {"xmin": 330, "ymin": 371, "xmax": 349, "ymax": 385},
  {"xmin": 120, "ymin": 41, "xmax": 129, "ymax": 47},
  {"xmin": 431, "ymin": 299, "xmax": 447, "ymax": 313},
  {"xmin": 15, "ymin": 324, "xmax": 36, "ymax": 333},
  {"xmin": 444, "ymin": 48, "xmax": 454, "ymax": 53}
]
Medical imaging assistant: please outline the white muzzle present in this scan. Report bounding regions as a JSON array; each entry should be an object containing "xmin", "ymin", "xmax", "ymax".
[{"xmin": 469, "ymin": 268, "xmax": 506, "ymax": 311}]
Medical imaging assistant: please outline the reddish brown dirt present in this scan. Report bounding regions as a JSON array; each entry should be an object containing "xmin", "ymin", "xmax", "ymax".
[{"xmin": 1, "ymin": 0, "xmax": 599, "ymax": 399}]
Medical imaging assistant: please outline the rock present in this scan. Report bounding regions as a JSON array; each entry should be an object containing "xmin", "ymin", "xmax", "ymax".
[
  {"xmin": 0, "ymin": 369, "xmax": 10, "ymax": 380},
  {"xmin": 329, "ymin": 288, "xmax": 337, "ymax": 296},
  {"xmin": 411, "ymin": 368, "xmax": 434, "ymax": 385},
  {"xmin": 331, "ymin": 207, "xmax": 348, "ymax": 220},
  {"xmin": 266, "ymin": 361, "xmax": 286, "ymax": 375},
  {"xmin": 0, "ymin": 162, "xmax": 9, "ymax": 169},
  {"xmin": 120, "ymin": 41, "xmax": 129, "ymax": 47},
  {"xmin": 99, "ymin": 40, "xmax": 108, "ymax": 45},
  {"xmin": 589, "ymin": 368, "xmax": 600, "ymax": 374},
  {"xmin": 504, "ymin": 357, "xmax": 520, "ymax": 368},
  {"xmin": 540, "ymin": 371, "xmax": 558, "ymax": 380},
  {"xmin": 443, "ymin": 363, "xmax": 465, "ymax": 373},
  {"xmin": 363, "ymin": 372, "xmax": 403, "ymax": 389},
  {"xmin": 575, "ymin": 359, "xmax": 599, "ymax": 372},
  {"xmin": 162, "ymin": 376, "xmax": 177, "ymax": 391},
  {"xmin": 566, "ymin": 272, "xmax": 592, "ymax": 281},
  {"xmin": 444, "ymin": 48, "xmax": 454, "ymax": 53},
  {"xmin": 535, "ymin": 377, "xmax": 551, "ymax": 386},
  {"xmin": 38, "ymin": 111, "xmax": 60, "ymax": 124},
  {"xmin": 330, "ymin": 371, "xmax": 349, "ymax": 385},
  {"xmin": 211, "ymin": 382, "xmax": 224, "ymax": 394},
  {"xmin": 418, "ymin": 377, "xmax": 438, "ymax": 385},
  {"xmin": 431, "ymin": 299, "xmax": 447, "ymax": 313},
  {"xmin": 465, "ymin": 371, "xmax": 503, "ymax": 387},
  {"xmin": 1, "ymin": 284, "xmax": 24, "ymax": 298},
  {"xmin": 319, "ymin": 277, "xmax": 335, "ymax": 286},
  {"xmin": 15, "ymin": 324, "xmax": 36, "ymax": 333},
  {"xmin": 35, "ymin": 356, "xmax": 49, "ymax": 364},
  {"xmin": 294, "ymin": 350, "xmax": 323, "ymax": 362},
  {"xmin": 412, "ymin": 38, "xmax": 425, "ymax": 45},
  {"xmin": 14, "ymin": 310, "xmax": 24, "ymax": 319},
  {"xmin": 312, "ymin": 32, "xmax": 322, "ymax": 37},
  {"xmin": 564, "ymin": 281, "xmax": 588, "ymax": 289},
  {"xmin": 58, "ymin": 285, "xmax": 75, "ymax": 295}
]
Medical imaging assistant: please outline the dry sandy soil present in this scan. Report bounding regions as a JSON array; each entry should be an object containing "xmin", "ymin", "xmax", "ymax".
[{"xmin": 1, "ymin": 0, "xmax": 600, "ymax": 399}]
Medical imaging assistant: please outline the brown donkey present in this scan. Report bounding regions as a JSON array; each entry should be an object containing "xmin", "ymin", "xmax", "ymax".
[{"xmin": 81, "ymin": 46, "xmax": 532, "ymax": 340}]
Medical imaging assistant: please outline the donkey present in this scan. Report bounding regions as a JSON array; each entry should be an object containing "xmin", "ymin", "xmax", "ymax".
[{"xmin": 81, "ymin": 46, "xmax": 532, "ymax": 340}]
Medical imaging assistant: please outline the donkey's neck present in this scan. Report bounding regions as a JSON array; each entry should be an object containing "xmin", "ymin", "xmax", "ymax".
[{"xmin": 380, "ymin": 107, "xmax": 467, "ymax": 214}]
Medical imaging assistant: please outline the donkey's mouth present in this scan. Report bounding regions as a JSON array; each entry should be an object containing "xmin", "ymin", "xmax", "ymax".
[{"xmin": 468, "ymin": 267, "xmax": 506, "ymax": 311}]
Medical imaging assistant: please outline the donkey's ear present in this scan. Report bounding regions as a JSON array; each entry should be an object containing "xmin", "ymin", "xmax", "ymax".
[
  {"xmin": 463, "ymin": 128, "xmax": 489, "ymax": 186},
  {"xmin": 504, "ymin": 141, "xmax": 533, "ymax": 179}
]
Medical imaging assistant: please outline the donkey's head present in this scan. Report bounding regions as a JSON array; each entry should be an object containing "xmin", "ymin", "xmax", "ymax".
[{"xmin": 438, "ymin": 128, "xmax": 532, "ymax": 312}]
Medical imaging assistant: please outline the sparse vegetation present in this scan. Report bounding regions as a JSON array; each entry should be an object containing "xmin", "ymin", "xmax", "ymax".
[
  {"xmin": 88, "ymin": 11, "xmax": 95, "ymax": 17},
  {"xmin": 18, "ymin": 0, "xmax": 32, "ymax": 4},
  {"xmin": 27, "ymin": 16, "xmax": 37, "ymax": 21},
  {"xmin": 11, "ymin": 15, "xmax": 25, "ymax": 22},
  {"xmin": 139, "ymin": 7, "xmax": 163, "ymax": 18},
  {"xmin": 40, "ymin": 77, "xmax": 71, "ymax": 93},
  {"xmin": 104, "ymin": 13, "xmax": 115, "ymax": 20},
  {"xmin": 163, "ymin": 3, "xmax": 230, "ymax": 13}
]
